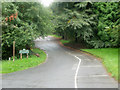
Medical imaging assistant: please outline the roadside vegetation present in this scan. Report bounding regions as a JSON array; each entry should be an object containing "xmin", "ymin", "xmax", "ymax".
[
  {"xmin": 2, "ymin": 2, "xmax": 52, "ymax": 73},
  {"xmin": 2, "ymin": 2, "xmax": 54, "ymax": 60},
  {"xmin": 51, "ymin": 2, "xmax": 119, "ymax": 48},
  {"xmin": 50, "ymin": 35, "xmax": 62, "ymax": 38},
  {"xmin": 60, "ymin": 40, "xmax": 71, "ymax": 44},
  {"xmin": 1, "ymin": 48, "xmax": 46, "ymax": 73},
  {"xmin": 50, "ymin": 35, "xmax": 71, "ymax": 44},
  {"xmin": 81, "ymin": 48, "xmax": 118, "ymax": 80}
]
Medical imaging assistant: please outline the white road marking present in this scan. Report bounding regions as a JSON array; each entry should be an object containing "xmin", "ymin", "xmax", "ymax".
[
  {"xmin": 78, "ymin": 75, "xmax": 108, "ymax": 78},
  {"xmin": 89, "ymin": 75, "xmax": 108, "ymax": 77},
  {"xmin": 74, "ymin": 56, "xmax": 81, "ymax": 88},
  {"xmin": 65, "ymin": 52, "xmax": 81, "ymax": 88},
  {"xmin": 80, "ymin": 65, "xmax": 102, "ymax": 67}
]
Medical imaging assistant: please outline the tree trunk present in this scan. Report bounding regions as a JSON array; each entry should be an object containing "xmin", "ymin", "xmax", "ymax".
[
  {"xmin": 62, "ymin": 35, "xmax": 64, "ymax": 39},
  {"xmin": 75, "ymin": 32, "xmax": 78, "ymax": 43}
]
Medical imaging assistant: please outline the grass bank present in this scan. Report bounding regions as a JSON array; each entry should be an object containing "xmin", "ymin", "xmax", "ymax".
[
  {"xmin": 1, "ymin": 48, "xmax": 47, "ymax": 73},
  {"xmin": 50, "ymin": 35, "xmax": 62, "ymax": 38},
  {"xmin": 81, "ymin": 48, "xmax": 118, "ymax": 80},
  {"xmin": 50, "ymin": 34, "xmax": 70, "ymax": 44},
  {"xmin": 60, "ymin": 39, "xmax": 71, "ymax": 44}
]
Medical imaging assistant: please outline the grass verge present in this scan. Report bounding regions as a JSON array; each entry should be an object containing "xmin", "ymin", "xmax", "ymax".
[
  {"xmin": 50, "ymin": 35, "xmax": 62, "ymax": 38},
  {"xmin": 50, "ymin": 34, "xmax": 70, "ymax": 44},
  {"xmin": 60, "ymin": 39, "xmax": 71, "ymax": 44},
  {"xmin": 81, "ymin": 48, "xmax": 118, "ymax": 80},
  {"xmin": 1, "ymin": 48, "xmax": 47, "ymax": 73}
]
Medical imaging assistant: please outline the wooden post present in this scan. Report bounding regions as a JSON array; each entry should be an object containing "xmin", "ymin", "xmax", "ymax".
[
  {"xmin": 20, "ymin": 53, "xmax": 22, "ymax": 60},
  {"xmin": 27, "ymin": 53, "xmax": 28, "ymax": 59},
  {"xmin": 13, "ymin": 41, "xmax": 15, "ymax": 62}
]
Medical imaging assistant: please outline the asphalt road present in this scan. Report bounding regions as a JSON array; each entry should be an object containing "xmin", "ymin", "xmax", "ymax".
[{"xmin": 2, "ymin": 36, "xmax": 118, "ymax": 88}]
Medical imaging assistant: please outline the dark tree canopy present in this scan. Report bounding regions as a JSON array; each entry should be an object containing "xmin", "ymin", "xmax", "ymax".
[{"xmin": 51, "ymin": 2, "xmax": 120, "ymax": 48}]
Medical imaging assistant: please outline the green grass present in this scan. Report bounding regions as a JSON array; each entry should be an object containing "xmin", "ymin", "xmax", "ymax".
[
  {"xmin": 1, "ymin": 48, "xmax": 47, "ymax": 73},
  {"xmin": 60, "ymin": 39, "xmax": 71, "ymax": 44},
  {"xmin": 81, "ymin": 48, "xmax": 118, "ymax": 80},
  {"xmin": 50, "ymin": 34, "xmax": 70, "ymax": 44},
  {"xmin": 50, "ymin": 34, "xmax": 62, "ymax": 38}
]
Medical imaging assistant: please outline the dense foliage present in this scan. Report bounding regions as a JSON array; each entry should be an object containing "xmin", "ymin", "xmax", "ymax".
[
  {"xmin": 2, "ymin": 2, "xmax": 120, "ymax": 59},
  {"xmin": 2, "ymin": 2, "xmax": 54, "ymax": 59},
  {"xmin": 93, "ymin": 2, "xmax": 120, "ymax": 48},
  {"xmin": 51, "ymin": 2, "xmax": 120, "ymax": 48}
]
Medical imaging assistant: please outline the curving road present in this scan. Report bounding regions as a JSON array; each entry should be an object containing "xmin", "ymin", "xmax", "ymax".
[{"xmin": 2, "ymin": 36, "xmax": 118, "ymax": 88}]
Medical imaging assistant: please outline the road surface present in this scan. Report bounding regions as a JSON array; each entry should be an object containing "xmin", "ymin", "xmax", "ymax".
[{"xmin": 2, "ymin": 36, "xmax": 118, "ymax": 88}]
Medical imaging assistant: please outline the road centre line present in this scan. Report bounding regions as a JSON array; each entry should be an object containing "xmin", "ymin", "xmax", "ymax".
[{"xmin": 65, "ymin": 52, "xmax": 81, "ymax": 88}]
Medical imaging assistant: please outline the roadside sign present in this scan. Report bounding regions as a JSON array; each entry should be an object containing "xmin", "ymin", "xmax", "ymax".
[
  {"xmin": 19, "ymin": 49, "xmax": 29, "ymax": 60},
  {"xmin": 19, "ymin": 49, "xmax": 29, "ymax": 54}
]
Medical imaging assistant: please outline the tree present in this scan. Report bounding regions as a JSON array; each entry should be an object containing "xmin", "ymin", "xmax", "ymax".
[
  {"xmin": 2, "ymin": 2, "xmax": 54, "ymax": 59},
  {"xmin": 51, "ymin": 2, "xmax": 97, "ymax": 45},
  {"xmin": 51, "ymin": 2, "xmax": 119, "ymax": 48}
]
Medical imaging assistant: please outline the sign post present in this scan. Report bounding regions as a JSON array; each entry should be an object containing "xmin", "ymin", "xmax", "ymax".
[
  {"xmin": 20, "ymin": 53, "xmax": 22, "ymax": 60},
  {"xmin": 13, "ymin": 41, "xmax": 15, "ymax": 62},
  {"xmin": 27, "ymin": 53, "xmax": 28, "ymax": 59},
  {"xmin": 19, "ymin": 49, "xmax": 29, "ymax": 60}
]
